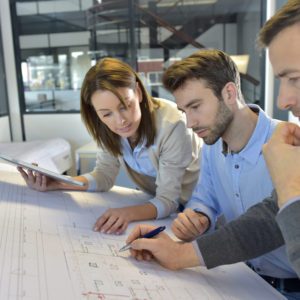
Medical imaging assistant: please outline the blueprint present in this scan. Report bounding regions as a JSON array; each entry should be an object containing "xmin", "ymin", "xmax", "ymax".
[{"xmin": 0, "ymin": 170, "xmax": 285, "ymax": 300}]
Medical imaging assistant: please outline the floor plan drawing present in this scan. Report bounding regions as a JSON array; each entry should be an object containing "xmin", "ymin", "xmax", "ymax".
[{"xmin": 0, "ymin": 170, "xmax": 285, "ymax": 300}]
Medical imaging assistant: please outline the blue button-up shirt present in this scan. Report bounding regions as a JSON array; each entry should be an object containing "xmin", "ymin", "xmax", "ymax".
[
  {"xmin": 187, "ymin": 105, "xmax": 296, "ymax": 277},
  {"xmin": 121, "ymin": 138, "xmax": 169, "ymax": 216},
  {"xmin": 121, "ymin": 138, "xmax": 157, "ymax": 178}
]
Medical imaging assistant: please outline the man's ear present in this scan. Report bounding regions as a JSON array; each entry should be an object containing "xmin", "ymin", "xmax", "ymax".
[{"xmin": 221, "ymin": 82, "xmax": 237, "ymax": 105}]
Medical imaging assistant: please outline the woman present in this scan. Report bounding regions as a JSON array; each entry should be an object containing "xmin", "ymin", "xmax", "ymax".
[{"xmin": 18, "ymin": 57, "xmax": 201, "ymax": 234}]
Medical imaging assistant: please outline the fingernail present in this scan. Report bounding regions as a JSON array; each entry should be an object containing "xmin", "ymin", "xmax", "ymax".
[{"xmin": 93, "ymin": 226, "xmax": 98, "ymax": 231}]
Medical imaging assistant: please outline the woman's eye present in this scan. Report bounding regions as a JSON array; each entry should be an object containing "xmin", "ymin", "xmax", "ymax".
[
  {"xmin": 102, "ymin": 112, "xmax": 112, "ymax": 118},
  {"xmin": 191, "ymin": 105, "xmax": 200, "ymax": 110}
]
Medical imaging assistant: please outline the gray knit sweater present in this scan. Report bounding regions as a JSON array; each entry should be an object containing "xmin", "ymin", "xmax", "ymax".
[{"xmin": 196, "ymin": 191, "xmax": 300, "ymax": 277}]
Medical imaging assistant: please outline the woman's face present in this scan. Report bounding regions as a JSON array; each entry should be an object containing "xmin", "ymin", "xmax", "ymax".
[{"xmin": 91, "ymin": 85, "xmax": 142, "ymax": 139}]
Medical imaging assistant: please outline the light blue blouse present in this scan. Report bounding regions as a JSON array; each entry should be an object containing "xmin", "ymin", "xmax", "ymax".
[
  {"xmin": 121, "ymin": 138, "xmax": 157, "ymax": 178},
  {"xmin": 121, "ymin": 138, "xmax": 166, "ymax": 216}
]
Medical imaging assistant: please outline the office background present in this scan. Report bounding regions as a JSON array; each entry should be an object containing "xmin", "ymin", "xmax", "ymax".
[{"xmin": 0, "ymin": 0, "xmax": 289, "ymax": 174}]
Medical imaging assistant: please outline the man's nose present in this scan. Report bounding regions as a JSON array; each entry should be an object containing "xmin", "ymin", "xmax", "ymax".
[
  {"xmin": 277, "ymin": 83, "xmax": 296, "ymax": 111},
  {"xmin": 186, "ymin": 113, "xmax": 196, "ymax": 129}
]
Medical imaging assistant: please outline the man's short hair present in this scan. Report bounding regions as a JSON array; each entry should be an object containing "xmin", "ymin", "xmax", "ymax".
[
  {"xmin": 258, "ymin": 0, "xmax": 300, "ymax": 48},
  {"xmin": 162, "ymin": 49, "xmax": 242, "ymax": 101}
]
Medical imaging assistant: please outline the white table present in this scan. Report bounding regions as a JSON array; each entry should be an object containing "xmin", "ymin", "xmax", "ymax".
[{"xmin": 0, "ymin": 170, "xmax": 285, "ymax": 300}]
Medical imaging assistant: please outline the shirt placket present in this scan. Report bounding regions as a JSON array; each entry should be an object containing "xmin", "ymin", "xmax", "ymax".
[{"xmin": 232, "ymin": 155, "xmax": 244, "ymax": 214}]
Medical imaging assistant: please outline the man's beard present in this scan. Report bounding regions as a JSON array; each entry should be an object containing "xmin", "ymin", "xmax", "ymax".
[{"xmin": 203, "ymin": 101, "xmax": 233, "ymax": 145}]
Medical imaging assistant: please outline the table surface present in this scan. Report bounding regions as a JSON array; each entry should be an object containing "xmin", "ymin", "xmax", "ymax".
[{"xmin": 0, "ymin": 168, "xmax": 285, "ymax": 300}]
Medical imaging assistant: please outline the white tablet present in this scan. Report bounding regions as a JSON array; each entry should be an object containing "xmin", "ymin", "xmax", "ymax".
[{"xmin": 0, "ymin": 154, "xmax": 85, "ymax": 187}]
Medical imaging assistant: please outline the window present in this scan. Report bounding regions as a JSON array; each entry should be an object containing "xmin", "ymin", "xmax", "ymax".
[{"xmin": 11, "ymin": 0, "xmax": 265, "ymax": 113}]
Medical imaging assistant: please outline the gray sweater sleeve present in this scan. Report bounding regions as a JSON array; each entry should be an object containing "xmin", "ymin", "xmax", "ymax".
[
  {"xmin": 196, "ymin": 192, "xmax": 284, "ymax": 269},
  {"xmin": 276, "ymin": 199, "xmax": 300, "ymax": 278}
]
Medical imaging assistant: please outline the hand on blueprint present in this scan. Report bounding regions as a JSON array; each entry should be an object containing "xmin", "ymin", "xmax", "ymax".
[
  {"xmin": 17, "ymin": 166, "xmax": 63, "ymax": 191},
  {"xmin": 93, "ymin": 207, "xmax": 132, "ymax": 234},
  {"xmin": 127, "ymin": 224, "xmax": 200, "ymax": 270},
  {"xmin": 263, "ymin": 122, "xmax": 300, "ymax": 207},
  {"xmin": 171, "ymin": 208, "xmax": 209, "ymax": 241},
  {"xmin": 94, "ymin": 203, "xmax": 158, "ymax": 235}
]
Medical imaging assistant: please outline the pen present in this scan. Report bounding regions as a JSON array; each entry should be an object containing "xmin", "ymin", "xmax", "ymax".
[{"xmin": 119, "ymin": 226, "xmax": 166, "ymax": 252}]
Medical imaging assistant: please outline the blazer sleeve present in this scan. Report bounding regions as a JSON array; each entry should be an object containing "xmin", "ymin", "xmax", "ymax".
[
  {"xmin": 153, "ymin": 120, "xmax": 201, "ymax": 218},
  {"xmin": 85, "ymin": 146, "xmax": 120, "ymax": 192},
  {"xmin": 195, "ymin": 192, "xmax": 284, "ymax": 269},
  {"xmin": 276, "ymin": 198, "xmax": 300, "ymax": 277}
]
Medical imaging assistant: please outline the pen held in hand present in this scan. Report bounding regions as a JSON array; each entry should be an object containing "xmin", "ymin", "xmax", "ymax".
[{"xmin": 119, "ymin": 226, "xmax": 166, "ymax": 252}]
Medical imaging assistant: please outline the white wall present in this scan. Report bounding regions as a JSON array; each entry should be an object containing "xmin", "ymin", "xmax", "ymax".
[
  {"xmin": 264, "ymin": 0, "xmax": 276, "ymax": 117},
  {"xmin": 0, "ymin": 116, "xmax": 11, "ymax": 142}
]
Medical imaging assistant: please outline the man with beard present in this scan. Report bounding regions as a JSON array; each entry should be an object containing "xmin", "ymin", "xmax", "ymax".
[
  {"xmin": 125, "ymin": 49, "xmax": 298, "ymax": 294},
  {"xmin": 259, "ymin": 0, "xmax": 300, "ymax": 282},
  {"xmin": 162, "ymin": 49, "xmax": 295, "ymax": 281},
  {"xmin": 163, "ymin": 49, "xmax": 275, "ymax": 241}
]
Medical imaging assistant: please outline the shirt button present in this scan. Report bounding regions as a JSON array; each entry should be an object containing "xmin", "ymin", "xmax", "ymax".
[
  {"xmin": 235, "ymin": 193, "xmax": 239, "ymax": 197},
  {"xmin": 235, "ymin": 164, "xmax": 239, "ymax": 169}
]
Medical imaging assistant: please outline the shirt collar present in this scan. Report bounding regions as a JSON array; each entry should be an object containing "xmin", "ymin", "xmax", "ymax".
[
  {"xmin": 222, "ymin": 104, "xmax": 272, "ymax": 165},
  {"xmin": 121, "ymin": 137, "xmax": 147, "ymax": 152}
]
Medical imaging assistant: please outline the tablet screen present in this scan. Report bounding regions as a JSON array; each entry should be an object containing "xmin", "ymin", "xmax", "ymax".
[{"xmin": 0, "ymin": 154, "xmax": 85, "ymax": 187}]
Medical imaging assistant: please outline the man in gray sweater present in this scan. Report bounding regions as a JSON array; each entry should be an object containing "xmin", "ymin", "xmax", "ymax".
[
  {"xmin": 258, "ymin": 0, "xmax": 300, "ymax": 282},
  {"xmin": 126, "ymin": 0, "xmax": 300, "ymax": 297}
]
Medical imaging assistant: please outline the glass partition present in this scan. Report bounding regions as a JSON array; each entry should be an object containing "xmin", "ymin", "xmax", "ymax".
[{"xmin": 11, "ymin": 0, "xmax": 265, "ymax": 113}]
